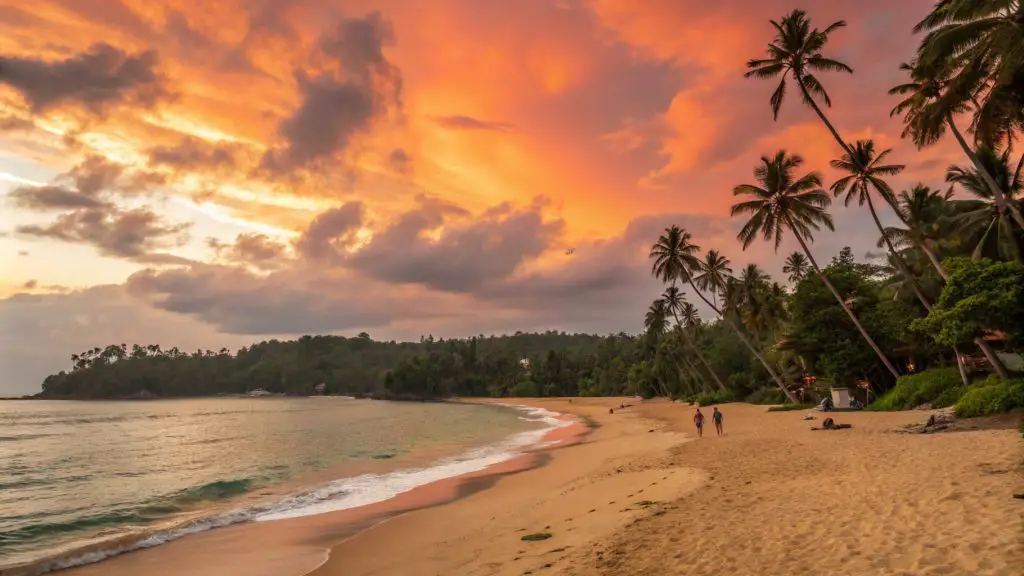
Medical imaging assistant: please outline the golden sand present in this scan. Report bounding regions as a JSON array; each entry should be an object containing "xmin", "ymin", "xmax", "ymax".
[{"xmin": 59, "ymin": 398, "xmax": 1021, "ymax": 576}]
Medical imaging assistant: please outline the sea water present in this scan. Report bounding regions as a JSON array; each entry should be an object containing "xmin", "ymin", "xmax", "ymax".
[{"xmin": 0, "ymin": 398, "xmax": 566, "ymax": 573}]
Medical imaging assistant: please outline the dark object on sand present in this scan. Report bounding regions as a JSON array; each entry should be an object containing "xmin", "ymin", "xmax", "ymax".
[
  {"xmin": 1013, "ymin": 493, "xmax": 1024, "ymax": 500},
  {"xmin": 521, "ymin": 533, "xmax": 552, "ymax": 542},
  {"xmin": 811, "ymin": 417, "xmax": 852, "ymax": 431},
  {"xmin": 609, "ymin": 408, "xmax": 614, "ymax": 414}
]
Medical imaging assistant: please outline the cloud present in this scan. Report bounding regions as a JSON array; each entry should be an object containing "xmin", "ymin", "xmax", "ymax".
[
  {"xmin": 208, "ymin": 233, "xmax": 289, "ymax": 270},
  {"xmin": 23, "ymin": 280, "xmax": 38, "ymax": 289},
  {"xmin": 0, "ymin": 43, "xmax": 169, "ymax": 114},
  {"xmin": 16, "ymin": 207, "xmax": 191, "ymax": 262},
  {"xmin": 148, "ymin": 137, "xmax": 240, "ymax": 171},
  {"xmin": 8, "ymin": 185, "xmax": 109, "ymax": 210},
  {"xmin": 388, "ymin": 148, "xmax": 411, "ymax": 174},
  {"xmin": 433, "ymin": 115, "xmax": 515, "ymax": 132},
  {"xmin": 294, "ymin": 201, "xmax": 365, "ymax": 261},
  {"xmin": 260, "ymin": 12, "xmax": 402, "ymax": 173},
  {"xmin": 348, "ymin": 198, "xmax": 565, "ymax": 292}
]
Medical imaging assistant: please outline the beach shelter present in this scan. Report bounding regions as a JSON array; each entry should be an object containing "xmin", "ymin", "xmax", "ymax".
[{"xmin": 830, "ymin": 387, "xmax": 852, "ymax": 409}]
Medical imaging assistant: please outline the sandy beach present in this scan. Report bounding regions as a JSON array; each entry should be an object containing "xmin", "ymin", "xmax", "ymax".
[{"xmin": 55, "ymin": 398, "xmax": 1021, "ymax": 576}]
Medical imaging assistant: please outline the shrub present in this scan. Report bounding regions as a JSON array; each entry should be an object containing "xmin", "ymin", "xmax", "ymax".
[
  {"xmin": 746, "ymin": 387, "xmax": 787, "ymax": 405},
  {"xmin": 868, "ymin": 367, "xmax": 962, "ymax": 411},
  {"xmin": 954, "ymin": 376, "xmax": 1024, "ymax": 418},
  {"xmin": 766, "ymin": 404, "xmax": 815, "ymax": 412},
  {"xmin": 692, "ymin": 389, "xmax": 733, "ymax": 406}
]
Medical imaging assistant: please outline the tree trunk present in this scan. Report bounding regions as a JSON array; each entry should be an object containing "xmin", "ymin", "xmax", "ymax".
[
  {"xmin": 681, "ymin": 354, "xmax": 709, "ymax": 393},
  {"xmin": 672, "ymin": 315, "xmax": 727, "ymax": 391},
  {"xmin": 796, "ymin": 76, "xmax": 855, "ymax": 158},
  {"xmin": 785, "ymin": 215, "xmax": 901, "ymax": 378},
  {"xmin": 685, "ymin": 279, "xmax": 798, "ymax": 403},
  {"xmin": 953, "ymin": 346, "xmax": 971, "ymax": 388},
  {"xmin": 946, "ymin": 114, "xmax": 1024, "ymax": 229}
]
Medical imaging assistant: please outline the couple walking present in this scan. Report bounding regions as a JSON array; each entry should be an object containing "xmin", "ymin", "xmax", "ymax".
[{"xmin": 693, "ymin": 406, "xmax": 723, "ymax": 438}]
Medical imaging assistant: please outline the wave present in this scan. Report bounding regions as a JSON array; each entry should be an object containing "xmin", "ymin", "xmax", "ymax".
[{"xmin": 9, "ymin": 404, "xmax": 575, "ymax": 575}]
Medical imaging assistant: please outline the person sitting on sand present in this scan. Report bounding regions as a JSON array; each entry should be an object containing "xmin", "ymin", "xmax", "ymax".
[
  {"xmin": 693, "ymin": 408, "xmax": 705, "ymax": 438},
  {"xmin": 712, "ymin": 407, "xmax": 723, "ymax": 436}
]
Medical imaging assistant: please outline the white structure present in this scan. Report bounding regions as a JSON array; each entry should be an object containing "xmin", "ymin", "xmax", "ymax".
[
  {"xmin": 830, "ymin": 387, "xmax": 852, "ymax": 409},
  {"xmin": 247, "ymin": 388, "xmax": 272, "ymax": 397}
]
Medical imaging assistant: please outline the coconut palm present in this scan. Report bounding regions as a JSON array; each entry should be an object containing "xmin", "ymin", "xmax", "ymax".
[
  {"xmin": 644, "ymin": 299, "xmax": 669, "ymax": 335},
  {"xmin": 946, "ymin": 146, "xmax": 1024, "ymax": 262},
  {"xmin": 889, "ymin": 61, "xmax": 1024, "ymax": 229},
  {"xmin": 649, "ymin": 226, "xmax": 701, "ymax": 285},
  {"xmin": 661, "ymin": 286, "xmax": 727, "ymax": 391},
  {"xmin": 913, "ymin": 0, "xmax": 1024, "ymax": 145},
  {"xmin": 782, "ymin": 252, "xmax": 809, "ymax": 284},
  {"xmin": 745, "ymin": 9, "xmax": 855, "ymax": 156},
  {"xmin": 694, "ymin": 250, "xmax": 733, "ymax": 308},
  {"xmin": 679, "ymin": 301, "xmax": 701, "ymax": 329},
  {"xmin": 648, "ymin": 228, "xmax": 797, "ymax": 402},
  {"xmin": 731, "ymin": 150, "xmax": 901, "ymax": 378}
]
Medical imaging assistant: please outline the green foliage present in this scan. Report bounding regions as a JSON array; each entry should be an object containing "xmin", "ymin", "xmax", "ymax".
[
  {"xmin": 772, "ymin": 403, "xmax": 815, "ymax": 412},
  {"xmin": 912, "ymin": 258, "xmax": 1024, "ymax": 347},
  {"xmin": 39, "ymin": 332, "xmax": 618, "ymax": 400},
  {"xmin": 690, "ymin": 389, "xmax": 733, "ymax": 406},
  {"xmin": 745, "ymin": 387, "xmax": 788, "ymax": 405},
  {"xmin": 867, "ymin": 367, "xmax": 963, "ymax": 411},
  {"xmin": 953, "ymin": 376, "xmax": 1024, "ymax": 418}
]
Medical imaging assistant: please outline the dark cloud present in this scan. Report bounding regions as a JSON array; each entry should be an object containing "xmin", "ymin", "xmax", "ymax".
[
  {"xmin": 15, "ymin": 207, "xmax": 191, "ymax": 262},
  {"xmin": 23, "ymin": 280, "xmax": 38, "ymax": 289},
  {"xmin": 0, "ymin": 116, "xmax": 35, "ymax": 131},
  {"xmin": 0, "ymin": 43, "xmax": 169, "ymax": 114},
  {"xmin": 433, "ymin": 115, "xmax": 515, "ymax": 132},
  {"xmin": 295, "ymin": 202, "xmax": 365, "ymax": 260},
  {"xmin": 208, "ymin": 233, "xmax": 289, "ymax": 270},
  {"xmin": 125, "ymin": 265, "xmax": 394, "ymax": 335},
  {"xmin": 148, "ymin": 137, "xmax": 240, "ymax": 171},
  {"xmin": 260, "ymin": 13, "xmax": 402, "ymax": 173},
  {"xmin": 8, "ymin": 185, "xmax": 108, "ymax": 210},
  {"xmin": 65, "ymin": 155, "xmax": 125, "ymax": 195},
  {"xmin": 349, "ymin": 199, "xmax": 564, "ymax": 293},
  {"xmin": 17, "ymin": 251, "xmax": 29, "ymax": 257},
  {"xmin": 388, "ymin": 148, "xmax": 411, "ymax": 174}
]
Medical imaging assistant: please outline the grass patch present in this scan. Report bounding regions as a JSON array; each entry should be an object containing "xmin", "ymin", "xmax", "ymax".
[
  {"xmin": 745, "ymin": 387, "xmax": 788, "ymax": 405},
  {"xmin": 868, "ymin": 367, "xmax": 963, "ymax": 411},
  {"xmin": 953, "ymin": 376, "xmax": 1024, "ymax": 418},
  {"xmin": 688, "ymin": 389, "xmax": 733, "ymax": 406},
  {"xmin": 520, "ymin": 533, "xmax": 552, "ymax": 542},
  {"xmin": 767, "ymin": 404, "xmax": 814, "ymax": 412}
]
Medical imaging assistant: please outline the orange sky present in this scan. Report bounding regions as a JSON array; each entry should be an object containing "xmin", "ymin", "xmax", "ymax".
[{"xmin": 0, "ymin": 0, "xmax": 969, "ymax": 393}]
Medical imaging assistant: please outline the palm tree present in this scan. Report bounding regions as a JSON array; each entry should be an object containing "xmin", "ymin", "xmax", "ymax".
[
  {"xmin": 745, "ymin": 9, "xmax": 855, "ymax": 157},
  {"xmin": 661, "ymin": 286, "xmax": 727, "ymax": 391},
  {"xmin": 889, "ymin": 61, "xmax": 1024, "ymax": 229},
  {"xmin": 731, "ymin": 150, "xmax": 901, "ymax": 378},
  {"xmin": 912, "ymin": 0, "xmax": 1024, "ymax": 145},
  {"xmin": 649, "ymin": 226, "xmax": 798, "ymax": 402},
  {"xmin": 644, "ymin": 300, "xmax": 669, "ymax": 335},
  {"xmin": 679, "ymin": 301, "xmax": 701, "ymax": 329},
  {"xmin": 783, "ymin": 252, "xmax": 809, "ymax": 284},
  {"xmin": 946, "ymin": 146, "xmax": 1024, "ymax": 262},
  {"xmin": 694, "ymin": 250, "xmax": 733, "ymax": 309}
]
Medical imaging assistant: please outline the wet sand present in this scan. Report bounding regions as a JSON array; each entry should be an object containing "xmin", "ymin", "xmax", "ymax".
[{"xmin": 55, "ymin": 399, "xmax": 1022, "ymax": 576}]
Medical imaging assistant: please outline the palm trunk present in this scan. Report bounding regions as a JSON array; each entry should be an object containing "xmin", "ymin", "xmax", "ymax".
[
  {"xmin": 685, "ymin": 279, "xmax": 798, "ymax": 403},
  {"xmin": 946, "ymin": 114, "xmax": 1024, "ymax": 229},
  {"xmin": 784, "ymin": 215, "xmax": 901, "ymax": 378},
  {"xmin": 796, "ymin": 76, "xmax": 855, "ymax": 158},
  {"xmin": 866, "ymin": 192, "xmax": 972, "ymax": 387},
  {"xmin": 681, "ymin": 354, "xmax": 709, "ymax": 393},
  {"xmin": 672, "ymin": 315, "xmax": 727, "ymax": 391}
]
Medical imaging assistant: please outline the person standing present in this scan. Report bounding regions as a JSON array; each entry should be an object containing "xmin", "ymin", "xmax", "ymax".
[
  {"xmin": 712, "ymin": 407, "xmax": 723, "ymax": 436},
  {"xmin": 693, "ymin": 407, "xmax": 705, "ymax": 438}
]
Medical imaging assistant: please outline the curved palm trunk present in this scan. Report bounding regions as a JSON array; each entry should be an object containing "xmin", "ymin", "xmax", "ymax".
[
  {"xmin": 796, "ymin": 76, "xmax": 855, "ymax": 158},
  {"xmin": 865, "ymin": 193, "xmax": 972, "ymax": 387},
  {"xmin": 684, "ymin": 278, "xmax": 798, "ymax": 403},
  {"xmin": 784, "ymin": 215, "xmax": 901, "ymax": 378},
  {"xmin": 681, "ymin": 354, "xmax": 709, "ymax": 393},
  {"xmin": 671, "ymin": 316, "xmax": 727, "ymax": 391},
  {"xmin": 946, "ymin": 114, "xmax": 1024, "ymax": 230}
]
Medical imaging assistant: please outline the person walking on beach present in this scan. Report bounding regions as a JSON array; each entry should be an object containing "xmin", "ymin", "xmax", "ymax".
[
  {"xmin": 693, "ymin": 407, "xmax": 705, "ymax": 438},
  {"xmin": 712, "ymin": 407, "xmax": 723, "ymax": 436}
]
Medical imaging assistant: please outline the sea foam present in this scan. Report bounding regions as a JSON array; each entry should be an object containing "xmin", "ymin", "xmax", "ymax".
[{"xmin": 27, "ymin": 404, "xmax": 572, "ymax": 575}]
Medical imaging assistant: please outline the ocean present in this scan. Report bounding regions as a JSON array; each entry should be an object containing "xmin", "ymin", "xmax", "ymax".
[{"xmin": 0, "ymin": 398, "xmax": 565, "ymax": 574}]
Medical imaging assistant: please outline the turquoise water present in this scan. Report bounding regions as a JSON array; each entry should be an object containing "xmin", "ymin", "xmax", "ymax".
[{"xmin": 0, "ymin": 398, "xmax": 546, "ymax": 572}]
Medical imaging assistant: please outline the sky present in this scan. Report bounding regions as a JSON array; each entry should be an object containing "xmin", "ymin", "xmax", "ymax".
[{"xmin": 0, "ymin": 0, "xmax": 967, "ymax": 395}]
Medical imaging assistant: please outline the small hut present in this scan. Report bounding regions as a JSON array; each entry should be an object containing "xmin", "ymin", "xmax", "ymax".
[{"xmin": 830, "ymin": 387, "xmax": 853, "ymax": 409}]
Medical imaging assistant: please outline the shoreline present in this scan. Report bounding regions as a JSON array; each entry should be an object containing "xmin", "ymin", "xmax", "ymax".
[{"xmin": 15, "ymin": 402, "xmax": 587, "ymax": 576}]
